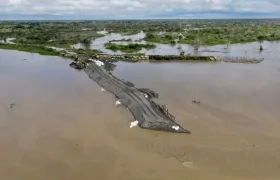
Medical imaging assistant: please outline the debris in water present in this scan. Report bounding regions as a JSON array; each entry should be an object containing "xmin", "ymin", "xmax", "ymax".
[
  {"xmin": 172, "ymin": 125, "xmax": 180, "ymax": 131},
  {"xmin": 10, "ymin": 103, "xmax": 15, "ymax": 108},
  {"xmin": 191, "ymin": 100, "xmax": 200, "ymax": 104},
  {"xmin": 174, "ymin": 156, "xmax": 195, "ymax": 169},
  {"xmin": 69, "ymin": 62, "xmax": 84, "ymax": 70},
  {"xmin": 130, "ymin": 120, "xmax": 139, "ymax": 128},
  {"xmin": 182, "ymin": 161, "xmax": 195, "ymax": 169},
  {"xmin": 94, "ymin": 60, "xmax": 104, "ymax": 67},
  {"xmin": 115, "ymin": 100, "xmax": 122, "ymax": 106},
  {"xmin": 138, "ymin": 88, "xmax": 159, "ymax": 99}
]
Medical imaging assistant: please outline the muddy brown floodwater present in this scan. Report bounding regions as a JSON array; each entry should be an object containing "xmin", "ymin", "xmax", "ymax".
[{"xmin": 1, "ymin": 46, "xmax": 280, "ymax": 180}]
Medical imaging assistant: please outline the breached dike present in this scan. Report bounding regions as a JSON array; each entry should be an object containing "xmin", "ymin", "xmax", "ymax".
[
  {"xmin": 69, "ymin": 52, "xmax": 264, "ymax": 133},
  {"xmin": 84, "ymin": 60, "xmax": 191, "ymax": 133}
]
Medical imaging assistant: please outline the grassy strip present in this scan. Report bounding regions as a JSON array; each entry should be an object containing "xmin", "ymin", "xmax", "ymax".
[
  {"xmin": 123, "ymin": 53, "xmax": 146, "ymax": 56},
  {"xmin": 110, "ymin": 38, "xmax": 133, "ymax": 42},
  {"xmin": 70, "ymin": 48, "xmax": 103, "ymax": 55},
  {"xmin": 104, "ymin": 43, "xmax": 156, "ymax": 52},
  {"xmin": 146, "ymin": 36, "xmax": 280, "ymax": 46},
  {"xmin": 0, "ymin": 43, "xmax": 60, "ymax": 56},
  {"xmin": 149, "ymin": 55, "xmax": 217, "ymax": 61}
]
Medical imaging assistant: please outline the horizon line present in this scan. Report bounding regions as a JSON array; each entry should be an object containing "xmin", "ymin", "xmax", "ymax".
[{"xmin": 1, "ymin": 18, "xmax": 280, "ymax": 21}]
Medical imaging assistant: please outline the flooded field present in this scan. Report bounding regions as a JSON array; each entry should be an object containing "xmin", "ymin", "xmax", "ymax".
[
  {"xmin": 1, "ymin": 46, "xmax": 280, "ymax": 180},
  {"xmin": 72, "ymin": 31, "xmax": 280, "ymax": 58}
]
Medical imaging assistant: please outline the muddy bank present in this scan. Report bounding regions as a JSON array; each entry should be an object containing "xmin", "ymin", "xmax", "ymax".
[
  {"xmin": 93, "ymin": 54, "xmax": 263, "ymax": 63},
  {"xmin": 94, "ymin": 54, "xmax": 217, "ymax": 62},
  {"xmin": 84, "ymin": 60, "xmax": 190, "ymax": 133}
]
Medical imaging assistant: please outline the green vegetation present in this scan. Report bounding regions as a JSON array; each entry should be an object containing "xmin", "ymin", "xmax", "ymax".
[
  {"xmin": 1, "ymin": 19, "xmax": 280, "ymax": 55},
  {"xmin": 0, "ymin": 21, "xmax": 104, "ymax": 47},
  {"xmin": 123, "ymin": 53, "xmax": 146, "ymax": 56},
  {"xmin": 70, "ymin": 48, "xmax": 103, "ymax": 55},
  {"xmin": 144, "ymin": 32, "xmax": 175, "ymax": 44},
  {"xmin": 149, "ymin": 55, "xmax": 217, "ymax": 61},
  {"xmin": 145, "ymin": 26, "xmax": 280, "ymax": 47},
  {"xmin": 110, "ymin": 38, "xmax": 133, "ymax": 42},
  {"xmin": 142, "ymin": 19, "xmax": 280, "ymax": 48},
  {"xmin": 0, "ymin": 43, "xmax": 59, "ymax": 56},
  {"xmin": 104, "ymin": 43, "xmax": 156, "ymax": 52},
  {"xmin": 121, "ymin": 29, "xmax": 140, "ymax": 35}
]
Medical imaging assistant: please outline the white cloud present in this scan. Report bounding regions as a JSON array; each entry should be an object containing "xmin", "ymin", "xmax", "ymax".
[
  {"xmin": 0, "ymin": 0, "xmax": 280, "ymax": 18},
  {"xmin": 232, "ymin": 0, "xmax": 280, "ymax": 13}
]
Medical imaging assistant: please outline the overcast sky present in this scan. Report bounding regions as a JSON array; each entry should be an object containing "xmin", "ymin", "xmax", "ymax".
[{"xmin": 0, "ymin": 0, "xmax": 280, "ymax": 20}]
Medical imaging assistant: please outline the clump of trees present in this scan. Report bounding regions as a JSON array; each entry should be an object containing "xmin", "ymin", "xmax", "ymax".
[
  {"xmin": 257, "ymin": 35, "xmax": 264, "ymax": 51},
  {"xmin": 1, "ymin": 19, "xmax": 280, "ymax": 54},
  {"xmin": 191, "ymin": 38, "xmax": 202, "ymax": 51},
  {"xmin": 105, "ymin": 42, "xmax": 156, "ymax": 52}
]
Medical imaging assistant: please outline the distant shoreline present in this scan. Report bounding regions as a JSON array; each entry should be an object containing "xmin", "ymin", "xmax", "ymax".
[{"xmin": 0, "ymin": 43, "xmax": 264, "ymax": 64}]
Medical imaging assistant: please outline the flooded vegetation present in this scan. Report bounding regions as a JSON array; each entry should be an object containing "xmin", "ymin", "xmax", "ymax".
[
  {"xmin": 104, "ymin": 42, "xmax": 156, "ymax": 53},
  {"xmin": 1, "ymin": 20, "xmax": 280, "ymax": 57},
  {"xmin": 1, "ymin": 19, "xmax": 280, "ymax": 180}
]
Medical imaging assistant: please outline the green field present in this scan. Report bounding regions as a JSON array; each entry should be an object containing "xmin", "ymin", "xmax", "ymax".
[{"xmin": 0, "ymin": 43, "xmax": 59, "ymax": 56}]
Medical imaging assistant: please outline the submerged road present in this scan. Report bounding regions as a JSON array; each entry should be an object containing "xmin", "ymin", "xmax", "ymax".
[{"xmin": 84, "ymin": 61, "xmax": 190, "ymax": 133}]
